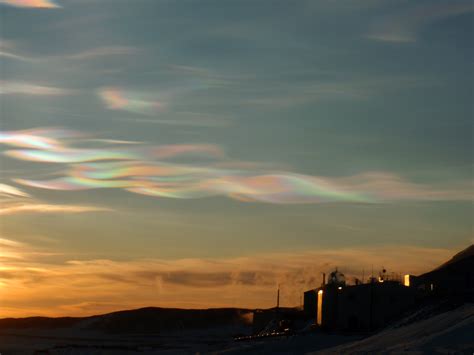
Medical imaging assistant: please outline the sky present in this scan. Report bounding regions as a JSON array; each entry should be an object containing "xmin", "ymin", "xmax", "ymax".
[{"xmin": 0, "ymin": 0, "xmax": 472, "ymax": 317}]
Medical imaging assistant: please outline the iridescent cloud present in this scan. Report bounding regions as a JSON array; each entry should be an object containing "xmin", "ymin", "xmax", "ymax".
[
  {"xmin": 5, "ymin": 148, "xmax": 142, "ymax": 163},
  {"xmin": 1, "ymin": 127, "xmax": 472, "ymax": 204},
  {"xmin": 1, "ymin": 128, "xmax": 223, "ymax": 163},
  {"xmin": 98, "ymin": 87, "xmax": 165, "ymax": 115},
  {"xmin": 0, "ymin": 0, "xmax": 60, "ymax": 8},
  {"xmin": 0, "ymin": 128, "xmax": 74, "ymax": 150},
  {"xmin": 15, "ymin": 176, "xmax": 144, "ymax": 191},
  {"xmin": 5, "ymin": 145, "xmax": 224, "ymax": 163},
  {"xmin": 13, "ymin": 160, "xmax": 372, "ymax": 203}
]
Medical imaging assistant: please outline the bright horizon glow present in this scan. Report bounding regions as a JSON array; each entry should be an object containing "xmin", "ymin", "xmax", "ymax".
[{"xmin": 0, "ymin": 245, "xmax": 458, "ymax": 318}]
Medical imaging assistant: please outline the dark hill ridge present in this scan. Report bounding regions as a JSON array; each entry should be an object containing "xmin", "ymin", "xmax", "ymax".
[
  {"xmin": 434, "ymin": 244, "xmax": 474, "ymax": 271},
  {"xmin": 87, "ymin": 307, "xmax": 255, "ymax": 333},
  {"xmin": 416, "ymin": 244, "xmax": 474, "ymax": 302},
  {"xmin": 0, "ymin": 307, "xmax": 259, "ymax": 333},
  {"xmin": 0, "ymin": 316, "xmax": 82, "ymax": 329}
]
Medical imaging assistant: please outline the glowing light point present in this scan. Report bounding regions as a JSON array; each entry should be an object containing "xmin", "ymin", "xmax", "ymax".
[{"xmin": 404, "ymin": 274, "xmax": 411, "ymax": 287}]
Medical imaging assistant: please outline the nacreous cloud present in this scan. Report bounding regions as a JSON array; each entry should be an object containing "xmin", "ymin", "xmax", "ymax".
[
  {"xmin": 1, "ymin": 127, "xmax": 472, "ymax": 204},
  {"xmin": 0, "ymin": 0, "xmax": 60, "ymax": 8},
  {"xmin": 0, "ymin": 128, "xmax": 76, "ymax": 149},
  {"xmin": 98, "ymin": 87, "xmax": 165, "ymax": 115}
]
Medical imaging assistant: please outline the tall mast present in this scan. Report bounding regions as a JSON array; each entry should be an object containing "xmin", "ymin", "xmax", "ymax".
[{"xmin": 277, "ymin": 284, "xmax": 280, "ymax": 309}]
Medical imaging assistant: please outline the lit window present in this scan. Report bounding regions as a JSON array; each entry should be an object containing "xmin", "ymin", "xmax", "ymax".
[
  {"xmin": 404, "ymin": 274, "xmax": 410, "ymax": 287},
  {"xmin": 317, "ymin": 290, "xmax": 323, "ymax": 326}
]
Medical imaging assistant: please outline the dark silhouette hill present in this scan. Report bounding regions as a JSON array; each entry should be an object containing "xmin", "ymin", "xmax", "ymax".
[
  {"xmin": 0, "ymin": 316, "xmax": 82, "ymax": 329},
  {"xmin": 85, "ymin": 307, "xmax": 253, "ymax": 333},
  {"xmin": 0, "ymin": 307, "xmax": 255, "ymax": 333},
  {"xmin": 434, "ymin": 244, "xmax": 474, "ymax": 270},
  {"xmin": 416, "ymin": 244, "xmax": 474, "ymax": 302}
]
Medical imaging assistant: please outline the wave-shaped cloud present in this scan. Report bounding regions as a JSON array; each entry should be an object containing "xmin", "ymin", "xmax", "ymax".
[{"xmin": 1, "ymin": 127, "xmax": 472, "ymax": 204}]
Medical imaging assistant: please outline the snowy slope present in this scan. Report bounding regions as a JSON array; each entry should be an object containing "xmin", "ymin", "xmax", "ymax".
[{"xmin": 312, "ymin": 303, "xmax": 474, "ymax": 354}]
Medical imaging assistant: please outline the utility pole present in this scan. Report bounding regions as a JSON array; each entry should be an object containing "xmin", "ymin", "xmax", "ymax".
[{"xmin": 276, "ymin": 284, "xmax": 280, "ymax": 309}]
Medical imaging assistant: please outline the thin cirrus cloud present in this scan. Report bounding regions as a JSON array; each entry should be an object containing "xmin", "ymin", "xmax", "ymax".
[
  {"xmin": 98, "ymin": 87, "xmax": 166, "ymax": 115},
  {"xmin": 0, "ymin": 81, "xmax": 71, "ymax": 96},
  {"xmin": 0, "ymin": 238, "xmax": 26, "ymax": 262},
  {"xmin": 0, "ymin": 127, "xmax": 472, "ymax": 204},
  {"xmin": 0, "ymin": 40, "xmax": 35, "ymax": 61},
  {"xmin": 0, "ymin": 237, "xmax": 25, "ymax": 249},
  {"xmin": 0, "ymin": 50, "xmax": 31, "ymax": 61},
  {"xmin": 367, "ymin": 1, "xmax": 474, "ymax": 43},
  {"xmin": 65, "ymin": 46, "xmax": 137, "ymax": 60},
  {"xmin": 0, "ymin": 43, "xmax": 136, "ymax": 63},
  {"xmin": 0, "ymin": 0, "xmax": 60, "ymax": 8}
]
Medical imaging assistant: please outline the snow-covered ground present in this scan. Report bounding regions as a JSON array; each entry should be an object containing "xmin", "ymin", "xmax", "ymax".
[
  {"xmin": 0, "ymin": 324, "xmax": 249, "ymax": 354},
  {"xmin": 311, "ymin": 303, "xmax": 474, "ymax": 354}
]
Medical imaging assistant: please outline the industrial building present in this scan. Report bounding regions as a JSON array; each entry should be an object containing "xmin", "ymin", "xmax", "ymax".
[
  {"xmin": 304, "ymin": 269, "xmax": 414, "ymax": 332},
  {"xmin": 303, "ymin": 245, "xmax": 474, "ymax": 333}
]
